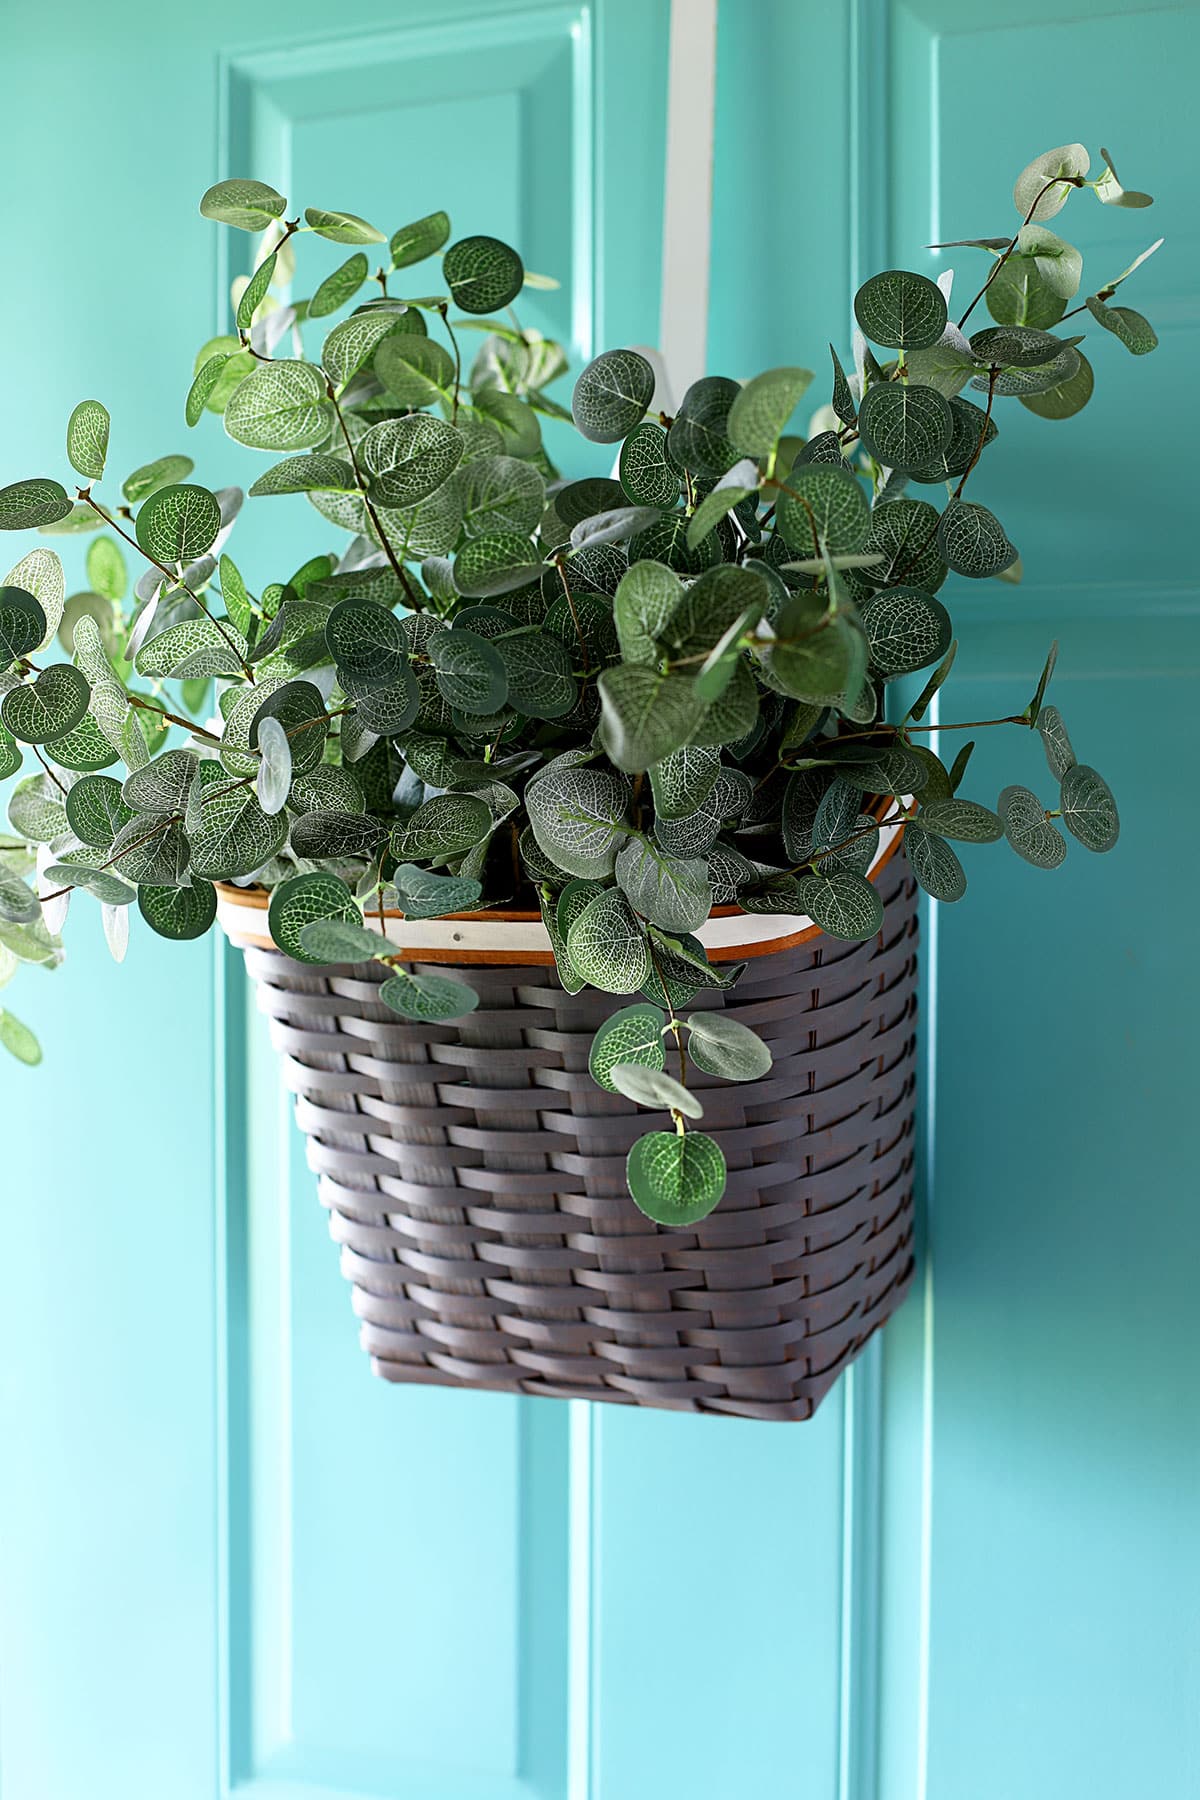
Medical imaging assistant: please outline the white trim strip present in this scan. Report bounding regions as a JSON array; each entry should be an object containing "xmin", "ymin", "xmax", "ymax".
[{"xmin": 658, "ymin": 0, "xmax": 719, "ymax": 407}]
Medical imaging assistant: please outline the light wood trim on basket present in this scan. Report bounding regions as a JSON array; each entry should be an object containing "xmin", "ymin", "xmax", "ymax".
[{"xmin": 216, "ymin": 805, "xmax": 908, "ymax": 965}]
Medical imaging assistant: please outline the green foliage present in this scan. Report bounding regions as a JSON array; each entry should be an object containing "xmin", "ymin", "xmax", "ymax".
[{"xmin": 0, "ymin": 155, "xmax": 1150, "ymax": 1230}]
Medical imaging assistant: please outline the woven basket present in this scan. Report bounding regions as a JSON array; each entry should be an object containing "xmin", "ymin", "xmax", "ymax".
[{"xmin": 221, "ymin": 853, "xmax": 918, "ymax": 1422}]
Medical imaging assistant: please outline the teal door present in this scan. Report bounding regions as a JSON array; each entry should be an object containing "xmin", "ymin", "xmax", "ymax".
[{"xmin": 1, "ymin": 2, "xmax": 1196, "ymax": 1797}]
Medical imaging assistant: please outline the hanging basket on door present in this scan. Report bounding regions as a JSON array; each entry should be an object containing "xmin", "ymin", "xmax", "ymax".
[{"xmin": 218, "ymin": 849, "xmax": 916, "ymax": 1422}]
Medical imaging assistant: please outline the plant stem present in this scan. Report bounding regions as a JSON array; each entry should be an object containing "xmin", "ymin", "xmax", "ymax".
[
  {"xmin": 554, "ymin": 558, "xmax": 590, "ymax": 675},
  {"xmin": 38, "ymin": 813, "xmax": 179, "ymax": 902},
  {"xmin": 76, "ymin": 490, "xmax": 254, "ymax": 681},
  {"xmin": 126, "ymin": 692, "xmax": 223, "ymax": 744},
  {"xmin": 32, "ymin": 745, "xmax": 69, "ymax": 794},
  {"xmin": 437, "ymin": 304, "xmax": 463, "ymax": 424},
  {"xmin": 952, "ymin": 366, "xmax": 998, "ymax": 499},
  {"xmin": 324, "ymin": 381, "xmax": 424, "ymax": 611},
  {"xmin": 956, "ymin": 175, "xmax": 1084, "ymax": 331}
]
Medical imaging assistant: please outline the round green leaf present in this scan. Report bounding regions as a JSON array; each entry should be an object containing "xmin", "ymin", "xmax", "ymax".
[
  {"xmin": 667, "ymin": 376, "xmax": 740, "ymax": 477},
  {"xmin": 936, "ymin": 500, "xmax": 1018, "ymax": 580},
  {"xmin": 619, "ymin": 423, "xmax": 681, "ymax": 507},
  {"xmin": 589, "ymin": 1002, "xmax": 667, "ymax": 1093},
  {"xmin": 66, "ymin": 400, "xmax": 110, "ymax": 482},
  {"xmin": 352, "ymin": 665, "xmax": 420, "ymax": 736},
  {"xmin": 496, "ymin": 631, "xmax": 576, "ymax": 720},
  {"xmin": 597, "ymin": 665, "xmax": 704, "ymax": 773},
  {"xmin": 1085, "ymin": 297, "xmax": 1157, "ymax": 356},
  {"xmin": 65, "ymin": 773, "xmax": 133, "ymax": 847},
  {"xmin": 390, "ymin": 792, "xmax": 492, "ymax": 863},
  {"xmin": 374, "ymin": 334, "xmax": 456, "ymax": 407},
  {"xmin": 1060, "ymin": 763, "xmax": 1119, "ymax": 853},
  {"xmin": 138, "ymin": 879, "xmax": 218, "ymax": 941},
  {"xmin": 685, "ymin": 1011, "xmax": 772, "ymax": 1081},
  {"xmin": 907, "ymin": 395, "xmax": 998, "ymax": 484},
  {"xmin": 187, "ymin": 783, "xmax": 285, "ymax": 880},
  {"xmin": 325, "ymin": 599, "xmax": 407, "ymax": 687},
  {"xmin": 267, "ymin": 871, "xmax": 360, "ymax": 962},
  {"xmin": 361, "ymin": 414, "xmax": 464, "ymax": 508},
  {"xmin": 613, "ymin": 559, "xmax": 683, "ymax": 666},
  {"xmin": 1020, "ymin": 349, "xmax": 1094, "ymax": 420},
  {"xmin": 0, "ymin": 586, "xmax": 49, "ymax": 666},
  {"xmin": 122, "ymin": 454, "xmax": 195, "ymax": 505},
  {"xmin": 289, "ymin": 809, "xmax": 388, "ymax": 860},
  {"xmin": 224, "ymin": 360, "xmax": 332, "ymax": 453},
  {"xmin": 309, "ymin": 252, "xmax": 370, "ymax": 319},
  {"xmin": 2, "ymin": 664, "xmax": 89, "ymax": 743},
  {"xmin": 858, "ymin": 497, "xmax": 947, "ymax": 594},
  {"xmin": 566, "ymin": 887, "xmax": 649, "ymax": 993},
  {"xmin": 727, "ymin": 366, "xmax": 813, "ymax": 458},
  {"xmin": 857, "ymin": 383, "xmax": 953, "ymax": 474},
  {"xmin": 135, "ymin": 483, "xmax": 221, "ymax": 565},
  {"xmin": 200, "ymin": 178, "xmax": 287, "ymax": 232},
  {"xmin": 304, "ymin": 206, "xmax": 385, "ymax": 245},
  {"xmin": 0, "ymin": 1009, "xmax": 42, "ymax": 1067},
  {"xmin": 390, "ymin": 863, "xmax": 482, "ymax": 921},
  {"xmin": 853, "ymin": 270, "xmax": 947, "ymax": 350},
  {"xmin": 0, "ymin": 871, "xmax": 39, "ymax": 924},
  {"xmin": 442, "ymin": 235, "xmax": 524, "ymax": 313},
  {"xmin": 0, "ymin": 480, "xmax": 73, "ymax": 532},
  {"xmin": 572, "ymin": 349, "xmax": 656, "ymax": 444},
  {"xmin": 0, "ymin": 724, "xmax": 22, "ymax": 779},
  {"xmin": 913, "ymin": 797, "xmax": 1002, "ymax": 842},
  {"xmin": 615, "ymin": 837, "xmax": 712, "ymax": 934},
  {"xmin": 998, "ymin": 784, "xmax": 1067, "ymax": 868},
  {"xmin": 248, "ymin": 454, "xmax": 356, "ymax": 497},
  {"xmin": 453, "ymin": 532, "xmax": 543, "ymax": 600},
  {"xmin": 390, "ymin": 210, "xmax": 451, "ymax": 270},
  {"xmin": 526, "ymin": 766, "xmax": 630, "ymax": 879},
  {"xmin": 801, "ymin": 870, "xmax": 885, "ymax": 941},
  {"xmin": 1012, "ymin": 144, "xmax": 1089, "ymax": 223},
  {"xmin": 626, "ymin": 1129, "xmax": 726, "ymax": 1226},
  {"xmin": 378, "ymin": 970, "xmax": 480, "ymax": 1020},
  {"xmin": 455, "ymin": 455, "xmax": 545, "ymax": 539},
  {"xmin": 5, "ymin": 548, "xmax": 65, "ymax": 646},
  {"xmin": 121, "ymin": 747, "xmax": 198, "ymax": 815},
  {"xmin": 610, "ymin": 1062, "xmax": 703, "ymax": 1117},
  {"xmin": 904, "ymin": 827, "xmax": 966, "ymax": 902},
  {"xmin": 323, "ymin": 310, "xmax": 411, "ymax": 387},
  {"xmin": 776, "ymin": 463, "xmax": 871, "ymax": 556},
  {"xmin": 110, "ymin": 814, "xmax": 191, "ymax": 886},
  {"xmin": 185, "ymin": 354, "xmax": 233, "ymax": 432},
  {"xmin": 298, "ymin": 914, "xmax": 391, "ymax": 963},
  {"xmin": 236, "ymin": 249, "xmax": 276, "ymax": 331},
  {"xmin": 1037, "ymin": 704, "xmax": 1076, "ymax": 780},
  {"xmin": 861, "ymin": 586, "xmax": 952, "ymax": 678},
  {"xmin": 428, "ymin": 627, "xmax": 508, "ymax": 714}
]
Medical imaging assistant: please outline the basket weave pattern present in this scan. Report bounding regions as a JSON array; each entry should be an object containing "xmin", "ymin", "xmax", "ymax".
[{"xmin": 242, "ymin": 858, "xmax": 918, "ymax": 1421}]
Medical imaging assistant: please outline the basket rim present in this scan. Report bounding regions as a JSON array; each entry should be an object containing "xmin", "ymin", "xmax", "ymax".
[{"xmin": 216, "ymin": 804, "xmax": 908, "ymax": 965}]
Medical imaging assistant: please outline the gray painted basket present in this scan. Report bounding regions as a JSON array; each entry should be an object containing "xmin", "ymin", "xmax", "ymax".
[{"xmin": 222, "ymin": 855, "xmax": 918, "ymax": 1422}]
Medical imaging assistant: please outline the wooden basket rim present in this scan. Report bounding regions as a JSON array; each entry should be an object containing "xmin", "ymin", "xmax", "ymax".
[{"xmin": 216, "ymin": 806, "xmax": 907, "ymax": 966}]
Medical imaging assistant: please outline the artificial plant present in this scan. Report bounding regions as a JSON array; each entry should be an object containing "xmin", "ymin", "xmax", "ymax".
[{"xmin": 0, "ymin": 144, "xmax": 1154, "ymax": 1221}]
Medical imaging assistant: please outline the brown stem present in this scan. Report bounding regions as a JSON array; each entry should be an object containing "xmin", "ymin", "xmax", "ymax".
[
  {"xmin": 76, "ymin": 490, "xmax": 254, "ymax": 680},
  {"xmin": 39, "ymin": 813, "xmax": 178, "ymax": 901},
  {"xmin": 437, "ymin": 304, "xmax": 463, "ymax": 424},
  {"xmin": 952, "ymin": 365, "xmax": 999, "ymax": 500},
  {"xmin": 956, "ymin": 175, "xmax": 1084, "ymax": 331},
  {"xmin": 32, "ymin": 745, "xmax": 70, "ymax": 795},
  {"xmin": 555, "ymin": 558, "xmax": 591, "ymax": 675},
  {"xmin": 126, "ymin": 692, "xmax": 222, "ymax": 744},
  {"xmin": 324, "ymin": 381, "xmax": 424, "ymax": 610}
]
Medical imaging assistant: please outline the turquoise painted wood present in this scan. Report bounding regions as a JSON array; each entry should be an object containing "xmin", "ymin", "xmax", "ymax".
[{"xmin": 1, "ymin": 3, "xmax": 1197, "ymax": 1798}]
